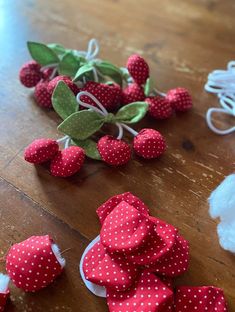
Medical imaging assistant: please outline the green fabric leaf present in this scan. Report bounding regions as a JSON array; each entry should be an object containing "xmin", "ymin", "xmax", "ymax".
[
  {"xmin": 115, "ymin": 102, "xmax": 148, "ymax": 123},
  {"xmin": 73, "ymin": 63, "xmax": 94, "ymax": 81},
  {"xmin": 27, "ymin": 42, "xmax": 60, "ymax": 66},
  {"xmin": 58, "ymin": 52, "xmax": 80, "ymax": 77},
  {"xmin": 47, "ymin": 43, "xmax": 66, "ymax": 55},
  {"xmin": 96, "ymin": 61, "xmax": 123, "ymax": 86},
  {"xmin": 72, "ymin": 139, "xmax": 101, "ymax": 160},
  {"xmin": 144, "ymin": 77, "xmax": 154, "ymax": 96},
  {"xmin": 58, "ymin": 110, "xmax": 104, "ymax": 140},
  {"xmin": 52, "ymin": 81, "xmax": 78, "ymax": 120}
]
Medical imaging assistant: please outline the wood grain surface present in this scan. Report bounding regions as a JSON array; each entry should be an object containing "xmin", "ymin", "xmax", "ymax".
[{"xmin": 0, "ymin": 0, "xmax": 234, "ymax": 311}]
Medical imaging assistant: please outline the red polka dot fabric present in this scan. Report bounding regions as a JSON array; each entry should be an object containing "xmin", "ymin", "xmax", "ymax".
[
  {"xmin": 83, "ymin": 240, "xmax": 139, "ymax": 291},
  {"xmin": 6, "ymin": 235, "xmax": 64, "ymax": 292},
  {"xmin": 0, "ymin": 291, "xmax": 9, "ymax": 312},
  {"xmin": 174, "ymin": 286, "xmax": 228, "ymax": 312},
  {"xmin": 100, "ymin": 201, "xmax": 154, "ymax": 254},
  {"xmin": 82, "ymin": 193, "xmax": 228, "ymax": 312},
  {"xmin": 81, "ymin": 81, "xmax": 121, "ymax": 111},
  {"xmin": 107, "ymin": 271, "xmax": 174, "ymax": 312},
  {"xmin": 24, "ymin": 138, "xmax": 59, "ymax": 164},
  {"xmin": 96, "ymin": 192, "xmax": 150, "ymax": 224}
]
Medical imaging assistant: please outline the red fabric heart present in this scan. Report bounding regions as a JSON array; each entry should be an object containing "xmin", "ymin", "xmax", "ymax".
[
  {"xmin": 82, "ymin": 240, "xmax": 139, "ymax": 291},
  {"xmin": 96, "ymin": 192, "xmax": 150, "ymax": 224},
  {"xmin": 126, "ymin": 218, "xmax": 178, "ymax": 267},
  {"xmin": 6, "ymin": 235, "xmax": 64, "ymax": 292},
  {"xmin": 100, "ymin": 201, "xmax": 154, "ymax": 254},
  {"xmin": 107, "ymin": 270, "xmax": 174, "ymax": 312},
  {"xmin": 174, "ymin": 286, "xmax": 228, "ymax": 312}
]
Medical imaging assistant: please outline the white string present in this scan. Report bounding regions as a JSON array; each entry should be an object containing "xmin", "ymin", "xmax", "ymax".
[
  {"xmin": 79, "ymin": 235, "xmax": 107, "ymax": 298},
  {"xmin": 121, "ymin": 123, "xmax": 139, "ymax": 136},
  {"xmin": 205, "ymin": 61, "xmax": 235, "ymax": 135},
  {"xmin": 74, "ymin": 38, "xmax": 100, "ymax": 61},
  {"xmin": 56, "ymin": 135, "xmax": 69, "ymax": 143},
  {"xmin": 76, "ymin": 91, "xmax": 139, "ymax": 140}
]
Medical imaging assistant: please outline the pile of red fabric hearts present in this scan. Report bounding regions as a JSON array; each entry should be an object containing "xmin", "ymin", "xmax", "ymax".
[{"xmin": 81, "ymin": 192, "xmax": 228, "ymax": 312}]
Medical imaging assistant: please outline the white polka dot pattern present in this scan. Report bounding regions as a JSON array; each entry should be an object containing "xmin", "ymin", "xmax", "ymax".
[
  {"xmin": 146, "ymin": 96, "xmax": 173, "ymax": 120},
  {"xmin": 166, "ymin": 88, "xmax": 192, "ymax": 112},
  {"xmin": 100, "ymin": 201, "xmax": 154, "ymax": 254},
  {"xmin": 96, "ymin": 192, "xmax": 150, "ymax": 224},
  {"xmin": 83, "ymin": 240, "xmax": 139, "ymax": 291},
  {"xmin": 24, "ymin": 138, "xmax": 59, "ymax": 164},
  {"xmin": 34, "ymin": 81, "xmax": 52, "ymax": 108},
  {"xmin": 50, "ymin": 146, "xmax": 85, "ymax": 177},
  {"xmin": 107, "ymin": 271, "xmax": 174, "ymax": 312},
  {"xmin": 133, "ymin": 128, "xmax": 166, "ymax": 159},
  {"xmin": 174, "ymin": 286, "xmax": 228, "ymax": 312},
  {"xmin": 127, "ymin": 54, "xmax": 150, "ymax": 86},
  {"xmin": 47, "ymin": 75, "xmax": 79, "ymax": 96},
  {"xmin": 81, "ymin": 193, "xmax": 228, "ymax": 312},
  {"xmin": 19, "ymin": 61, "xmax": 42, "ymax": 88},
  {"xmin": 97, "ymin": 135, "xmax": 131, "ymax": 166},
  {"xmin": 81, "ymin": 81, "xmax": 121, "ymax": 111},
  {"xmin": 122, "ymin": 83, "xmax": 145, "ymax": 105},
  {"xmin": 6, "ymin": 235, "xmax": 64, "ymax": 292}
]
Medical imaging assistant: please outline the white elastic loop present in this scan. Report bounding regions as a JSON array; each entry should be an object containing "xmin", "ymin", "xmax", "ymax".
[
  {"xmin": 205, "ymin": 61, "xmax": 235, "ymax": 135},
  {"xmin": 76, "ymin": 91, "xmax": 108, "ymax": 115},
  {"xmin": 206, "ymin": 108, "xmax": 235, "ymax": 135},
  {"xmin": 79, "ymin": 235, "xmax": 107, "ymax": 298},
  {"xmin": 76, "ymin": 92, "xmax": 139, "ymax": 139},
  {"xmin": 116, "ymin": 122, "xmax": 124, "ymax": 140},
  {"xmin": 86, "ymin": 38, "xmax": 99, "ymax": 61}
]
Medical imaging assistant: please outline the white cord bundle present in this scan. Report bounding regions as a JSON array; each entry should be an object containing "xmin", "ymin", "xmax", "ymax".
[{"xmin": 205, "ymin": 61, "xmax": 235, "ymax": 135}]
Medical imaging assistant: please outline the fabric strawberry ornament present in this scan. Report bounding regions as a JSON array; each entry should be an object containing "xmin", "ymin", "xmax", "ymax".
[
  {"xmin": 82, "ymin": 240, "xmax": 139, "ymax": 291},
  {"xmin": 127, "ymin": 54, "xmax": 150, "ymax": 85},
  {"xmin": 100, "ymin": 201, "xmax": 154, "ymax": 254},
  {"xmin": 174, "ymin": 286, "xmax": 228, "ymax": 312},
  {"xmin": 34, "ymin": 81, "xmax": 52, "ymax": 108},
  {"xmin": 96, "ymin": 192, "xmax": 150, "ymax": 224},
  {"xmin": 24, "ymin": 138, "xmax": 59, "ymax": 164},
  {"xmin": 121, "ymin": 83, "xmax": 145, "ymax": 105},
  {"xmin": 133, "ymin": 128, "xmax": 166, "ymax": 159},
  {"xmin": 81, "ymin": 82, "xmax": 121, "ymax": 111},
  {"xmin": 6, "ymin": 235, "xmax": 65, "ymax": 292},
  {"xmin": 19, "ymin": 61, "xmax": 42, "ymax": 88},
  {"xmin": 97, "ymin": 135, "xmax": 131, "ymax": 166},
  {"xmin": 107, "ymin": 271, "xmax": 174, "ymax": 312},
  {"xmin": 146, "ymin": 96, "xmax": 173, "ymax": 120},
  {"xmin": 166, "ymin": 87, "xmax": 192, "ymax": 112},
  {"xmin": 50, "ymin": 146, "xmax": 85, "ymax": 177},
  {"xmin": 0, "ymin": 274, "xmax": 10, "ymax": 311},
  {"xmin": 47, "ymin": 75, "xmax": 79, "ymax": 96}
]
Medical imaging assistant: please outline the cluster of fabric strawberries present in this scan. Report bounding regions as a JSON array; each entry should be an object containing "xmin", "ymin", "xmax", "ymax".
[
  {"xmin": 20, "ymin": 40, "xmax": 192, "ymax": 176},
  {"xmin": 0, "ymin": 235, "xmax": 65, "ymax": 311},
  {"xmin": 81, "ymin": 192, "xmax": 228, "ymax": 312}
]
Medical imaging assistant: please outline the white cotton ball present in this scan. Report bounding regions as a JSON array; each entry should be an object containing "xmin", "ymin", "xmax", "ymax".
[
  {"xmin": 0, "ymin": 274, "xmax": 10, "ymax": 293},
  {"xmin": 217, "ymin": 221, "xmax": 235, "ymax": 253},
  {"xmin": 208, "ymin": 174, "xmax": 235, "ymax": 253}
]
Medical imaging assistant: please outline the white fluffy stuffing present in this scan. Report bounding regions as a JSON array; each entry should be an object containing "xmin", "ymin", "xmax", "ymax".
[
  {"xmin": 0, "ymin": 274, "xmax": 10, "ymax": 293},
  {"xmin": 51, "ymin": 244, "xmax": 66, "ymax": 268},
  {"xmin": 208, "ymin": 174, "xmax": 235, "ymax": 253}
]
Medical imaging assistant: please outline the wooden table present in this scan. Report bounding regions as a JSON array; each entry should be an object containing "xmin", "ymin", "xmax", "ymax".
[{"xmin": 0, "ymin": 0, "xmax": 234, "ymax": 311}]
